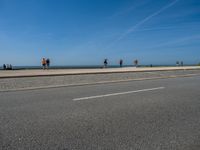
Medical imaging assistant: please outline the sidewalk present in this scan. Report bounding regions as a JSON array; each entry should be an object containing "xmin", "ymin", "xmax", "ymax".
[
  {"xmin": 0, "ymin": 66, "xmax": 200, "ymax": 78},
  {"xmin": 0, "ymin": 67, "xmax": 200, "ymax": 91}
]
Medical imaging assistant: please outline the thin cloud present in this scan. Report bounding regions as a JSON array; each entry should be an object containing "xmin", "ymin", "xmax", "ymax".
[
  {"xmin": 111, "ymin": 0, "xmax": 150, "ymax": 18},
  {"xmin": 150, "ymin": 35, "xmax": 200, "ymax": 49},
  {"xmin": 134, "ymin": 26, "xmax": 178, "ymax": 32},
  {"xmin": 118, "ymin": 0, "xmax": 179, "ymax": 40},
  {"xmin": 106, "ymin": 0, "xmax": 180, "ymax": 49}
]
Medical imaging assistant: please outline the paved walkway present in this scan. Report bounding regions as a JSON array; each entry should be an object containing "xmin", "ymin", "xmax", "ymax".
[
  {"xmin": 0, "ymin": 66, "xmax": 200, "ymax": 78},
  {"xmin": 0, "ymin": 68, "xmax": 200, "ymax": 91}
]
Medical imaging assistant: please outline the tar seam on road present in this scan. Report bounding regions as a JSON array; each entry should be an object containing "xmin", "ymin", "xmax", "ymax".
[{"xmin": 73, "ymin": 87, "xmax": 165, "ymax": 101}]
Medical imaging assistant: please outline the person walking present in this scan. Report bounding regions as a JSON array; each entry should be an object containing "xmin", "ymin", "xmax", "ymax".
[
  {"xmin": 46, "ymin": 58, "xmax": 50, "ymax": 69},
  {"xmin": 176, "ymin": 61, "xmax": 180, "ymax": 66},
  {"xmin": 3, "ymin": 64, "xmax": 6, "ymax": 70},
  {"xmin": 119, "ymin": 59, "xmax": 123, "ymax": 67},
  {"xmin": 134, "ymin": 59, "xmax": 138, "ymax": 67},
  {"xmin": 42, "ymin": 58, "xmax": 46, "ymax": 70},
  {"xmin": 180, "ymin": 61, "xmax": 183, "ymax": 66},
  {"xmin": 104, "ymin": 59, "xmax": 108, "ymax": 68},
  {"xmin": 9, "ymin": 64, "xmax": 12, "ymax": 70}
]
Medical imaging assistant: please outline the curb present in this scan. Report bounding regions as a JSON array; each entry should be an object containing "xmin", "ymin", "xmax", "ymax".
[{"xmin": 0, "ymin": 68, "xmax": 200, "ymax": 79}]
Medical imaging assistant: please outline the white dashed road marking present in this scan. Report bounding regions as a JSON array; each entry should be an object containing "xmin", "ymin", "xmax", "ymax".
[{"xmin": 73, "ymin": 87, "xmax": 165, "ymax": 101}]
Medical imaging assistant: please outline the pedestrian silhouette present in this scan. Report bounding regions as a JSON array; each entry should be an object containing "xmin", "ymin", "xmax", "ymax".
[
  {"xmin": 134, "ymin": 59, "xmax": 138, "ymax": 67},
  {"xmin": 10, "ymin": 64, "xmax": 12, "ymax": 70},
  {"xmin": 119, "ymin": 59, "xmax": 123, "ymax": 67},
  {"xmin": 3, "ymin": 64, "xmax": 6, "ymax": 70},
  {"xmin": 176, "ymin": 61, "xmax": 179, "ymax": 66},
  {"xmin": 104, "ymin": 59, "xmax": 108, "ymax": 68},
  {"xmin": 46, "ymin": 58, "xmax": 50, "ymax": 69},
  {"xmin": 180, "ymin": 61, "xmax": 183, "ymax": 66},
  {"xmin": 42, "ymin": 58, "xmax": 46, "ymax": 70}
]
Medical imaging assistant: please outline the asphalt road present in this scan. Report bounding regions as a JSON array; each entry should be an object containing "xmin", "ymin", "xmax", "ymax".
[{"xmin": 1, "ymin": 76, "xmax": 200, "ymax": 150}]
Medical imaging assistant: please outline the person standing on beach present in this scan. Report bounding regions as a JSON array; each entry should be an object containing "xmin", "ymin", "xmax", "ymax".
[
  {"xmin": 46, "ymin": 58, "xmax": 50, "ymax": 69},
  {"xmin": 42, "ymin": 58, "xmax": 46, "ymax": 70}
]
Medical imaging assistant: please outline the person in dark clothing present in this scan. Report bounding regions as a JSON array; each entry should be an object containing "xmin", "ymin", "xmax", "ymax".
[
  {"xmin": 46, "ymin": 58, "xmax": 50, "ymax": 69},
  {"xmin": 134, "ymin": 59, "xmax": 138, "ymax": 67},
  {"xmin": 9, "ymin": 64, "xmax": 12, "ymax": 70},
  {"xmin": 3, "ymin": 64, "xmax": 6, "ymax": 70},
  {"xmin": 180, "ymin": 61, "xmax": 183, "ymax": 66},
  {"xmin": 119, "ymin": 59, "xmax": 123, "ymax": 67},
  {"xmin": 104, "ymin": 59, "xmax": 108, "ymax": 68}
]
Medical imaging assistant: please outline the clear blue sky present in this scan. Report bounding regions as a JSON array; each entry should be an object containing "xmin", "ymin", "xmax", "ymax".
[{"xmin": 0, "ymin": 0, "xmax": 200, "ymax": 66}]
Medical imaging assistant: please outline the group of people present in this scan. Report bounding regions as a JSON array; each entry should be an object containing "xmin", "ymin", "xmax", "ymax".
[
  {"xmin": 103, "ymin": 59, "xmax": 138, "ymax": 68},
  {"xmin": 2, "ymin": 59, "xmax": 186, "ymax": 71},
  {"xmin": 41, "ymin": 58, "xmax": 50, "ymax": 70},
  {"xmin": 176, "ymin": 61, "xmax": 184, "ymax": 66},
  {"xmin": 2, "ymin": 64, "xmax": 13, "ymax": 70},
  {"xmin": 103, "ymin": 59, "xmax": 125, "ymax": 68}
]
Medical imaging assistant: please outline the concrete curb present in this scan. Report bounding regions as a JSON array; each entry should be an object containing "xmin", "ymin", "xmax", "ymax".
[{"xmin": 0, "ymin": 73, "xmax": 199, "ymax": 92}]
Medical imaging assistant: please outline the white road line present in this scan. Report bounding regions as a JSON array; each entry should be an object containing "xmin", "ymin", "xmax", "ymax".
[{"xmin": 73, "ymin": 87, "xmax": 165, "ymax": 101}]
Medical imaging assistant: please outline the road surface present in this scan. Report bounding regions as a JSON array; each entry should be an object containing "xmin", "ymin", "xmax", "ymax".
[{"xmin": 1, "ymin": 76, "xmax": 200, "ymax": 150}]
